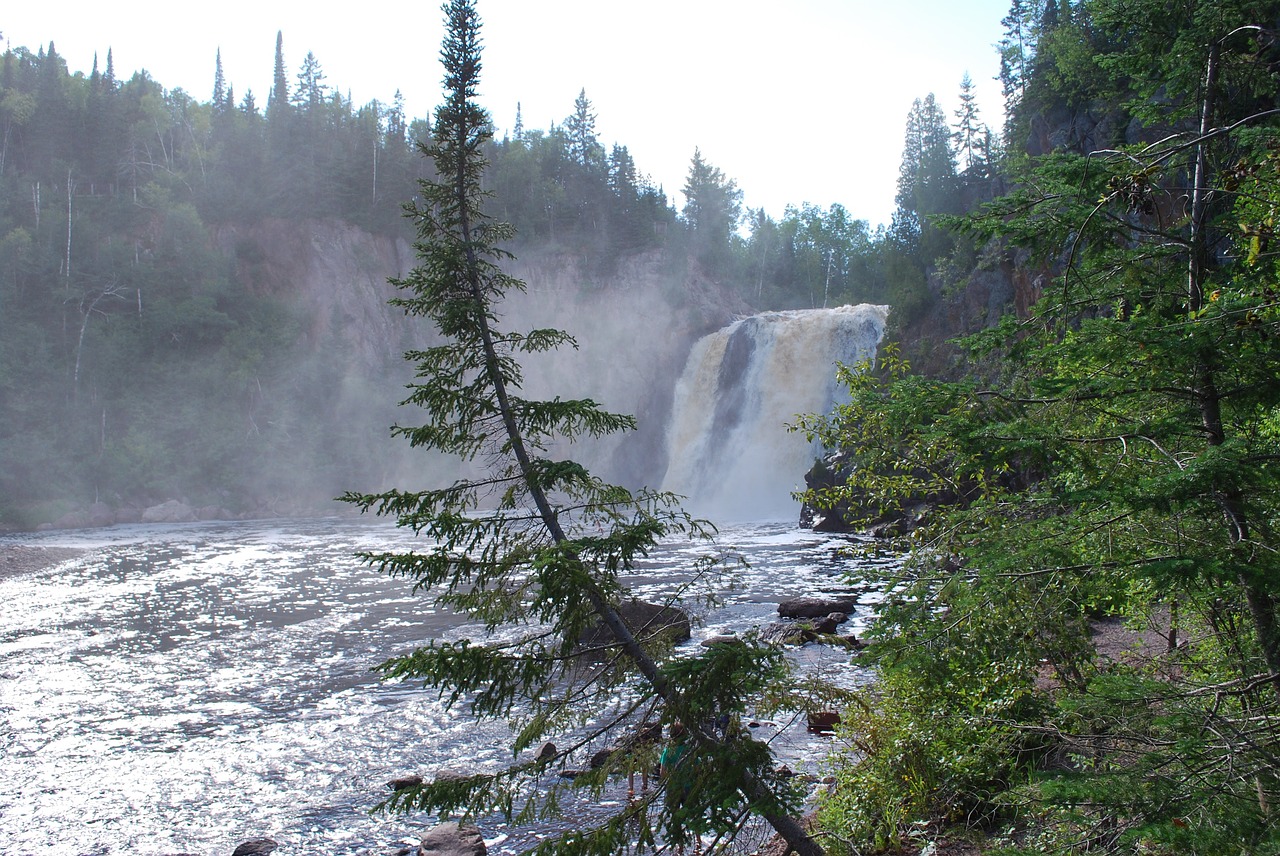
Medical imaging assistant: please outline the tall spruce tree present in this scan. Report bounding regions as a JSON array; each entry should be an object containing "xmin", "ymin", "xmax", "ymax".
[{"xmin": 343, "ymin": 3, "xmax": 825, "ymax": 854}]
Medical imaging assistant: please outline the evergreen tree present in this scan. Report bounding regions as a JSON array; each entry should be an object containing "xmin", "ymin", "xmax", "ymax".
[
  {"xmin": 212, "ymin": 48, "xmax": 226, "ymax": 110},
  {"xmin": 681, "ymin": 147, "xmax": 741, "ymax": 268},
  {"xmin": 342, "ymin": 3, "xmax": 824, "ymax": 853},
  {"xmin": 892, "ymin": 93, "xmax": 958, "ymax": 261},
  {"xmin": 952, "ymin": 72, "xmax": 988, "ymax": 176},
  {"xmin": 564, "ymin": 87, "xmax": 601, "ymax": 167},
  {"xmin": 292, "ymin": 50, "xmax": 328, "ymax": 110},
  {"xmin": 267, "ymin": 30, "xmax": 289, "ymax": 118}
]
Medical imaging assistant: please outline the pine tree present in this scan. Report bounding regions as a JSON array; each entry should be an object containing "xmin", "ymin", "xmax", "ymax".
[
  {"xmin": 343, "ymin": 3, "xmax": 824, "ymax": 853},
  {"xmin": 951, "ymin": 72, "xmax": 988, "ymax": 176},
  {"xmin": 267, "ymin": 30, "xmax": 289, "ymax": 117},
  {"xmin": 292, "ymin": 50, "xmax": 327, "ymax": 110},
  {"xmin": 213, "ymin": 48, "xmax": 226, "ymax": 110},
  {"xmin": 681, "ymin": 147, "xmax": 742, "ymax": 268},
  {"xmin": 564, "ymin": 87, "xmax": 601, "ymax": 167},
  {"xmin": 892, "ymin": 93, "xmax": 958, "ymax": 255}
]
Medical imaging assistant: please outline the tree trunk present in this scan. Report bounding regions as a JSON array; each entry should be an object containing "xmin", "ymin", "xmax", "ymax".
[{"xmin": 1188, "ymin": 41, "xmax": 1280, "ymax": 690}]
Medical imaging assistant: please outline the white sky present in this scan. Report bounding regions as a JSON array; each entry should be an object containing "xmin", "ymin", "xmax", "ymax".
[{"xmin": 2, "ymin": 0, "xmax": 1011, "ymax": 227}]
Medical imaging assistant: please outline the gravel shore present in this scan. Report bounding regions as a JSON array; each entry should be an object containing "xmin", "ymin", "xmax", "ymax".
[{"xmin": 0, "ymin": 544, "xmax": 88, "ymax": 580}]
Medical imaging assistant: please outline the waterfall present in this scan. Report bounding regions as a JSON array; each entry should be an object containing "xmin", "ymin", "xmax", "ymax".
[{"xmin": 660, "ymin": 304, "xmax": 888, "ymax": 522}]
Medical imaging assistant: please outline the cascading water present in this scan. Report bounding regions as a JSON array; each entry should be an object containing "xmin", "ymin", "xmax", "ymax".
[{"xmin": 660, "ymin": 304, "xmax": 888, "ymax": 522}]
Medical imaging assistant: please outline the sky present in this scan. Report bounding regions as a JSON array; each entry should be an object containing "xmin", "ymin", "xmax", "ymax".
[{"xmin": 2, "ymin": 0, "xmax": 1012, "ymax": 228}]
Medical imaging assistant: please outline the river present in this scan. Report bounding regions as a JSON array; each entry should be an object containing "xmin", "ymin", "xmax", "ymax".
[{"xmin": 0, "ymin": 517, "xmax": 894, "ymax": 855}]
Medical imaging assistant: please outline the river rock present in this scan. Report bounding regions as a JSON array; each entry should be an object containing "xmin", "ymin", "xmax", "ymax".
[
  {"xmin": 759, "ymin": 622, "xmax": 818, "ymax": 646},
  {"xmin": 418, "ymin": 821, "xmax": 486, "ymax": 856},
  {"xmin": 807, "ymin": 711, "xmax": 841, "ymax": 733},
  {"xmin": 533, "ymin": 741, "xmax": 557, "ymax": 764},
  {"xmin": 231, "ymin": 840, "xmax": 278, "ymax": 856},
  {"xmin": 811, "ymin": 612, "xmax": 848, "ymax": 634},
  {"xmin": 777, "ymin": 596, "xmax": 859, "ymax": 618},
  {"xmin": 579, "ymin": 599, "xmax": 690, "ymax": 648},
  {"xmin": 388, "ymin": 774, "xmax": 423, "ymax": 791},
  {"xmin": 87, "ymin": 502, "xmax": 116, "ymax": 527},
  {"xmin": 759, "ymin": 613, "xmax": 847, "ymax": 646},
  {"xmin": 142, "ymin": 500, "xmax": 197, "ymax": 523}
]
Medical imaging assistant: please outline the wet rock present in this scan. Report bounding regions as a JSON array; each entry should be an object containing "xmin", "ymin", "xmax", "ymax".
[
  {"xmin": 777, "ymin": 596, "xmax": 859, "ymax": 618},
  {"xmin": 232, "ymin": 840, "xmax": 278, "ymax": 856},
  {"xmin": 533, "ymin": 741, "xmax": 556, "ymax": 764},
  {"xmin": 807, "ymin": 711, "xmax": 841, "ymax": 734},
  {"xmin": 418, "ymin": 821, "xmax": 486, "ymax": 855},
  {"xmin": 87, "ymin": 502, "xmax": 116, "ymax": 527},
  {"xmin": 700, "ymin": 633, "xmax": 741, "ymax": 648},
  {"xmin": 387, "ymin": 774, "xmax": 423, "ymax": 791},
  {"xmin": 759, "ymin": 613, "xmax": 848, "ymax": 646},
  {"xmin": 811, "ymin": 612, "xmax": 848, "ymax": 635},
  {"xmin": 142, "ymin": 500, "xmax": 197, "ymax": 523},
  {"xmin": 759, "ymin": 622, "xmax": 818, "ymax": 646},
  {"xmin": 114, "ymin": 506, "xmax": 143, "ymax": 524},
  {"xmin": 579, "ymin": 600, "xmax": 690, "ymax": 649}
]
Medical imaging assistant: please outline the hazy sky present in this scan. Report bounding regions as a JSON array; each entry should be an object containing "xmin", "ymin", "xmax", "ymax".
[{"xmin": 3, "ymin": 0, "xmax": 1011, "ymax": 227}]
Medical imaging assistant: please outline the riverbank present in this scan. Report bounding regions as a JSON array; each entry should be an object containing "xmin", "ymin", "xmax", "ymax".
[{"xmin": 0, "ymin": 543, "xmax": 87, "ymax": 580}]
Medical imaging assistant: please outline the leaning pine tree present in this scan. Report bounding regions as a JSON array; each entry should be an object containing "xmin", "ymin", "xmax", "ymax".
[{"xmin": 342, "ymin": 3, "xmax": 827, "ymax": 854}]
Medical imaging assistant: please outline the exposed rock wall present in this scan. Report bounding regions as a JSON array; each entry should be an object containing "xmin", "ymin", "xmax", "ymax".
[{"xmin": 215, "ymin": 220, "xmax": 749, "ymax": 489}]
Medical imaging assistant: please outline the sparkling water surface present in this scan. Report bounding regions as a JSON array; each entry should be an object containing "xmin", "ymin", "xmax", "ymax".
[{"xmin": 0, "ymin": 517, "xmax": 894, "ymax": 855}]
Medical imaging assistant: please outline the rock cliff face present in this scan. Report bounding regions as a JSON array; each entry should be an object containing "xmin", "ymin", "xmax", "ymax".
[
  {"xmin": 214, "ymin": 219, "xmax": 749, "ymax": 489},
  {"xmin": 892, "ymin": 247, "xmax": 1047, "ymax": 380},
  {"xmin": 216, "ymin": 220, "xmax": 415, "ymax": 372}
]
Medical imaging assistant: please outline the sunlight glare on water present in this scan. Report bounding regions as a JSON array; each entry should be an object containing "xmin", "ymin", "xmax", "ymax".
[{"xmin": 0, "ymin": 518, "xmax": 894, "ymax": 854}]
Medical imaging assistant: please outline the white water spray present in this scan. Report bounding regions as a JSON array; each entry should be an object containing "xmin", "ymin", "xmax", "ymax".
[{"xmin": 660, "ymin": 304, "xmax": 888, "ymax": 521}]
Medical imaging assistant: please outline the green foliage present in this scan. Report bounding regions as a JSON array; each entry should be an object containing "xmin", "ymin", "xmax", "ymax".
[{"xmin": 802, "ymin": 2, "xmax": 1280, "ymax": 851}]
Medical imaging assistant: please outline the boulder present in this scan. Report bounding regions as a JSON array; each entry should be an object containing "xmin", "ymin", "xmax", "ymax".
[
  {"xmin": 759, "ymin": 613, "xmax": 847, "ymax": 646},
  {"xmin": 87, "ymin": 502, "xmax": 116, "ymax": 527},
  {"xmin": 231, "ymin": 840, "xmax": 278, "ymax": 856},
  {"xmin": 114, "ymin": 506, "xmax": 143, "ymax": 524},
  {"xmin": 533, "ymin": 741, "xmax": 557, "ymax": 764},
  {"xmin": 196, "ymin": 505, "xmax": 229, "ymax": 521},
  {"xmin": 51, "ymin": 510, "xmax": 90, "ymax": 530},
  {"xmin": 418, "ymin": 821, "xmax": 486, "ymax": 856},
  {"xmin": 777, "ymin": 596, "xmax": 859, "ymax": 619},
  {"xmin": 387, "ymin": 774, "xmax": 423, "ymax": 791},
  {"xmin": 142, "ymin": 500, "xmax": 196, "ymax": 524},
  {"xmin": 759, "ymin": 622, "xmax": 817, "ymax": 646},
  {"xmin": 806, "ymin": 711, "xmax": 841, "ymax": 734},
  {"xmin": 579, "ymin": 600, "xmax": 690, "ymax": 649},
  {"xmin": 811, "ymin": 612, "xmax": 848, "ymax": 635}
]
